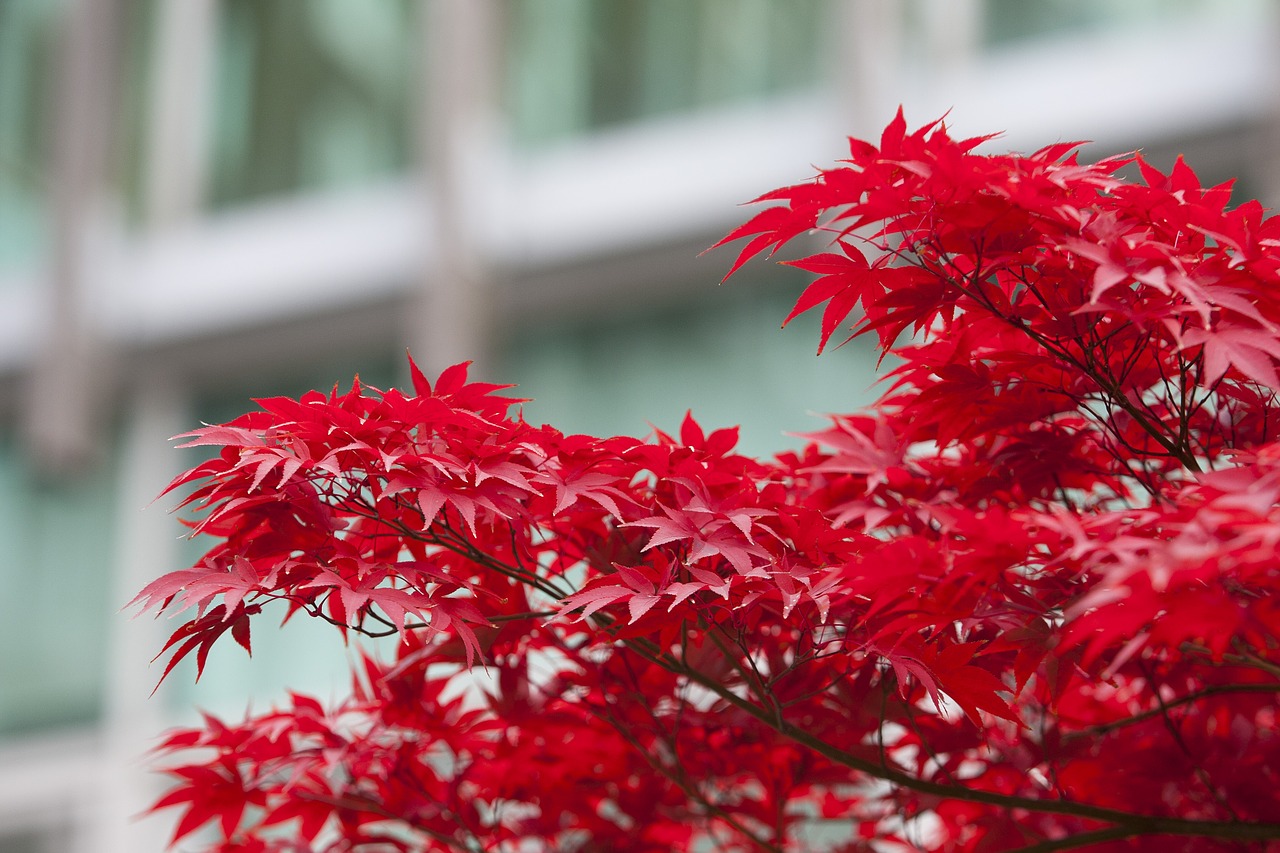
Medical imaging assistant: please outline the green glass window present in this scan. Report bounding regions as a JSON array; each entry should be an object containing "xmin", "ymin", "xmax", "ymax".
[
  {"xmin": 115, "ymin": 0, "xmax": 159, "ymax": 226},
  {"xmin": 506, "ymin": 0, "xmax": 826, "ymax": 146},
  {"xmin": 0, "ymin": 435, "xmax": 118, "ymax": 735},
  {"xmin": 498, "ymin": 279, "xmax": 879, "ymax": 457},
  {"xmin": 0, "ymin": 0, "xmax": 157, "ymax": 269},
  {"xmin": 0, "ymin": 0, "xmax": 61, "ymax": 273},
  {"xmin": 981, "ymin": 0, "xmax": 1261, "ymax": 46},
  {"xmin": 208, "ymin": 0, "xmax": 416, "ymax": 207}
]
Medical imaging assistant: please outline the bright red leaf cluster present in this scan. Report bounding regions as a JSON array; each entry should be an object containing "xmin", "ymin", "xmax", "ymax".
[{"xmin": 134, "ymin": 113, "xmax": 1280, "ymax": 852}]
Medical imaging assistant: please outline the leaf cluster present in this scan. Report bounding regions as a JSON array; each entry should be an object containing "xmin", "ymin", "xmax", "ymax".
[{"xmin": 135, "ymin": 113, "xmax": 1280, "ymax": 852}]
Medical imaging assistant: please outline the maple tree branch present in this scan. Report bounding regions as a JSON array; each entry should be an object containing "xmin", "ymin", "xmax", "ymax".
[
  {"xmin": 350, "ymin": 606, "xmax": 553, "ymax": 638},
  {"xmin": 1007, "ymin": 825, "xmax": 1141, "ymax": 852},
  {"xmin": 1072, "ymin": 396, "xmax": 1174, "ymax": 498},
  {"xmin": 584, "ymin": 650, "xmax": 781, "ymax": 849},
  {"xmin": 1140, "ymin": 663, "xmax": 1244, "ymax": 822},
  {"xmin": 293, "ymin": 790, "xmax": 483, "ymax": 852},
  {"xmin": 651, "ymin": 647, "xmax": 1280, "ymax": 842},
  {"xmin": 1228, "ymin": 650, "xmax": 1280, "ymax": 679},
  {"xmin": 1181, "ymin": 642, "xmax": 1280, "ymax": 678},
  {"xmin": 704, "ymin": 621, "xmax": 784, "ymax": 727},
  {"xmin": 1075, "ymin": 357, "xmax": 1200, "ymax": 473},
  {"xmin": 928, "ymin": 252, "xmax": 1204, "ymax": 474},
  {"xmin": 592, "ymin": 700, "xmax": 785, "ymax": 853},
  {"xmin": 896, "ymin": 694, "xmax": 963, "ymax": 788},
  {"xmin": 773, "ymin": 655, "xmax": 855, "ymax": 710},
  {"xmin": 1062, "ymin": 683, "xmax": 1280, "ymax": 740},
  {"xmin": 341, "ymin": 497, "xmax": 575, "ymax": 602}
]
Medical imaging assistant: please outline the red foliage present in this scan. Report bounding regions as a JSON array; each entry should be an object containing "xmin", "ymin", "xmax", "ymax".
[{"xmin": 134, "ymin": 113, "xmax": 1280, "ymax": 851}]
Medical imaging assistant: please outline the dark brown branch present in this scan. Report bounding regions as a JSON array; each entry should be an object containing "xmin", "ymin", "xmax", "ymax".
[
  {"xmin": 643, "ymin": 642, "xmax": 1280, "ymax": 843},
  {"xmin": 1063, "ymin": 683, "xmax": 1280, "ymax": 741}
]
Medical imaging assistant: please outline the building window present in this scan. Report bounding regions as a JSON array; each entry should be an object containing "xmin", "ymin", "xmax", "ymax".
[
  {"xmin": 0, "ymin": 0, "xmax": 61, "ymax": 272},
  {"xmin": 208, "ymin": 0, "xmax": 416, "ymax": 207},
  {"xmin": 506, "ymin": 0, "xmax": 825, "ymax": 146},
  {"xmin": 981, "ymin": 0, "xmax": 1259, "ymax": 45}
]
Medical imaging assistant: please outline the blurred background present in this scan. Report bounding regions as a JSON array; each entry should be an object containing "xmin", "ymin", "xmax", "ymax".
[{"xmin": 0, "ymin": 0, "xmax": 1276, "ymax": 849}]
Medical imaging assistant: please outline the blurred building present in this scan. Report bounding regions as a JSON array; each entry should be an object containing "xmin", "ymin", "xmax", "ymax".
[{"xmin": 0, "ymin": 1, "xmax": 1275, "ymax": 850}]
